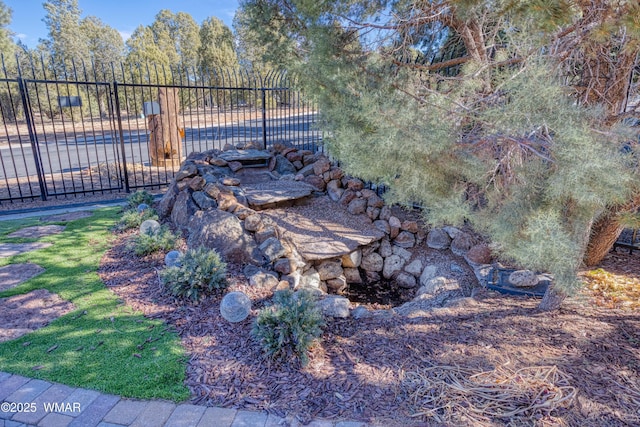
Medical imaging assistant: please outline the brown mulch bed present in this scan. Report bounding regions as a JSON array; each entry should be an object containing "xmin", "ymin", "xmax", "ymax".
[{"xmin": 98, "ymin": 231, "xmax": 640, "ymax": 427}]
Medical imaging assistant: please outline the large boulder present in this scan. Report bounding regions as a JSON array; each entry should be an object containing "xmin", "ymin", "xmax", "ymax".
[
  {"xmin": 188, "ymin": 210, "xmax": 261, "ymax": 265},
  {"xmin": 427, "ymin": 228, "xmax": 451, "ymax": 250},
  {"xmin": 259, "ymin": 237, "xmax": 286, "ymax": 262},
  {"xmin": 317, "ymin": 295, "xmax": 350, "ymax": 318},
  {"xmin": 171, "ymin": 191, "xmax": 198, "ymax": 233},
  {"xmin": 157, "ymin": 181, "xmax": 179, "ymax": 218},
  {"xmin": 274, "ymin": 155, "xmax": 297, "ymax": 175}
]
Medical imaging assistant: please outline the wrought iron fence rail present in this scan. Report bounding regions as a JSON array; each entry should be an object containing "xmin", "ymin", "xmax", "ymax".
[{"xmin": 0, "ymin": 55, "xmax": 322, "ymax": 204}]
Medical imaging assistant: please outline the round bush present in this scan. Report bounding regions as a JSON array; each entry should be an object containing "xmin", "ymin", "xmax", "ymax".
[
  {"xmin": 252, "ymin": 290, "xmax": 324, "ymax": 365},
  {"xmin": 160, "ymin": 246, "xmax": 227, "ymax": 302}
]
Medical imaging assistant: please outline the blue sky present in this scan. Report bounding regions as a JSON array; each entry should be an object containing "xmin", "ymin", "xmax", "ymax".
[{"xmin": 4, "ymin": 0, "xmax": 240, "ymax": 48}]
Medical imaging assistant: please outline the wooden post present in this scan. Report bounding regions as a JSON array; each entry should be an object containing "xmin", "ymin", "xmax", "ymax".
[{"xmin": 148, "ymin": 87, "xmax": 183, "ymax": 167}]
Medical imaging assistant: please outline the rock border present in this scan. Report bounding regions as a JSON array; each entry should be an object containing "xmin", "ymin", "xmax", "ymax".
[{"xmin": 158, "ymin": 143, "xmax": 539, "ymax": 318}]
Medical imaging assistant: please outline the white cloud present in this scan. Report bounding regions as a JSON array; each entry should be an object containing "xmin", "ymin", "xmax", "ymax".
[{"xmin": 15, "ymin": 33, "xmax": 27, "ymax": 40}]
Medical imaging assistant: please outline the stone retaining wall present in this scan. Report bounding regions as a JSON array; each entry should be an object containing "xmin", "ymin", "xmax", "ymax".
[{"xmin": 158, "ymin": 143, "xmax": 496, "ymax": 318}]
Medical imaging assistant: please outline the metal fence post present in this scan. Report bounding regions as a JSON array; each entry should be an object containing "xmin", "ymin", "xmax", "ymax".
[
  {"xmin": 112, "ymin": 81, "xmax": 130, "ymax": 193},
  {"xmin": 261, "ymin": 87, "xmax": 267, "ymax": 149},
  {"xmin": 16, "ymin": 77, "xmax": 48, "ymax": 201}
]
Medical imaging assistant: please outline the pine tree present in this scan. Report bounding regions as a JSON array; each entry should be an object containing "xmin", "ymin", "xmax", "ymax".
[
  {"xmin": 198, "ymin": 17, "xmax": 238, "ymax": 71},
  {"xmin": 238, "ymin": 0, "xmax": 640, "ymax": 310},
  {"xmin": 0, "ymin": 0, "xmax": 13, "ymax": 58}
]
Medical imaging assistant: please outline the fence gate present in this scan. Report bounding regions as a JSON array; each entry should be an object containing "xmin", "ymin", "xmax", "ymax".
[{"xmin": 19, "ymin": 78, "xmax": 125, "ymax": 200}]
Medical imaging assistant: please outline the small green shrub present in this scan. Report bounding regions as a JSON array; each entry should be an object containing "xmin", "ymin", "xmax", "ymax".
[
  {"xmin": 129, "ymin": 226, "xmax": 178, "ymax": 256},
  {"xmin": 113, "ymin": 208, "xmax": 159, "ymax": 232},
  {"xmin": 126, "ymin": 190, "xmax": 155, "ymax": 210},
  {"xmin": 160, "ymin": 247, "xmax": 228, "ymax": 302},
  {"xmin": 252, "ymin": 290, "xmax": 324, "ymax": 366}
]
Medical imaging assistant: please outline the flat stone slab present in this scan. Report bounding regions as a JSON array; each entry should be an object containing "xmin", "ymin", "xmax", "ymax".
[
  {"xmin": 0, "ymin": 263, "xmax": 45, "ymax": 291},
  {"xmin": 40, "ymin": 211, "xmax": 92, "ymax": 222},
  {"xmin": 242, "ymin": 180, "xmax": 315, "ymax": 210},
  {"xmin": 262, "ymin": 196, "xmax": 385, "ymax": 261},
  {"xmin": 0, "ymin": 289, "xmax": 75, "ymax": 342},
  {"xmin": 7, "ymin": 225, "xmax": 65, "ymax": 239},
  {"xmin": 0, "ymin": 242, "xmax": 52, "ymax": 258},
  {"xmin": 218, "ymin": 149, "xmax": 272, "ymax": 162}
]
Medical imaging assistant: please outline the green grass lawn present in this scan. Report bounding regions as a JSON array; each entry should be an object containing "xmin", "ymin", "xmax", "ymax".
[{"xmin": 0, "ymin": 207, "xmax": 189, "ymax": 401}]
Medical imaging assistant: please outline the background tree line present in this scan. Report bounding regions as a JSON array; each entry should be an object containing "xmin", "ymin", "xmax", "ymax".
[{"xmin": 0, "ymin": 0, "xmax": 280, "ymax": 122}]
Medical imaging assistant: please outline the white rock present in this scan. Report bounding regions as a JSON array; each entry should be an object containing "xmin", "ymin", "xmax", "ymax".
[
  {"xmin": 220, "ymin": 291, "xmax": 252, "ymax": 322},
  {"xmin": 419, "ymin": 265, "xmax": 439, "ymax": 286},
  {"xmin": 383, "ymin": 254, "xmax": 405, "ymax": 279},
  {"xmin": 318, "ymin": 295, "xmax": 351, "ymax": 318},
  {"xmin": 140, "ymin": 219, "xmax": 161, "ymax": 236},
  {"xmin": 301, "ymin": 268, "xmax": 322, "ymax": 288},
  {"xmin": 508, "ymin": 270, "xmax": 539, "ymax": 288},
  {"xmin": 404, "ymin": 259, "xmax": 423, "ymax": 277},
  {"xmin": 417, "ymin": 276, "xmax": 460, "ymax": 296},
  {"xmin": 317, "ymin": 260, "xmax": 343, "ymax": 280},
  {"xmin": 392, "ymin": 246, "xmax": 412, "ymax": 262},
  {"xmin": 396, "ymin": 272, "xmax": 417, "ymax": 288},
  {"xmin": 361, "ymin": 252, "xmax": 384, "ymax": 272}
]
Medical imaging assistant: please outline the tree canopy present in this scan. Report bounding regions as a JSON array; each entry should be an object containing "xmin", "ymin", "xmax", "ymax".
[
  {"xmin": 238, "ymin": 0, "xmax": 640, "ymax": 309},
  {"xmin": 40, "ymin": 0, "xmax": 124, "ymax": 71},
  {"xmin": 125, "ymin": 9, "xmax": 238, "ymax": 73},
  {"xmin": 0, "ymin": 0, "xmax": 13, "ymax": 58},
  {"xmin": 199, "ymin": 16, "xmax": 238, "ymax": 71}
]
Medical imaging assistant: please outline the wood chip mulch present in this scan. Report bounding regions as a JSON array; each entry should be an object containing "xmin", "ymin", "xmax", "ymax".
[{"xmin": 98, "ymin": 231, "xmax": 640, "ymax": 427}]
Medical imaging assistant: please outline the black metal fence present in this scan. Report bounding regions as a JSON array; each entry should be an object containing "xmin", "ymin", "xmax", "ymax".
[{"xmin": 0, "ymin": 55, "xmax": 322, "ymax": 204}]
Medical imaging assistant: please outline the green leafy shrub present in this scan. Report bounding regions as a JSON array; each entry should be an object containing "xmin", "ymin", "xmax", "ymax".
[
  {"xmin": 160, "ymin": 247, "xmax": 228, "ymax": 302},
  {"xmin": 126, "ymin": 190, "xmax": 154, "ymax": 210},
  {"xmin": 252, "ymin": 290, "xmax": 324, "ymax": 365},
  {"xmin": 113, "ymin": 208, "xmax": 159, "ymax": 232},
  {"xmin": 129, "ymin": 226, "xmax": 178, "ymax": 256}
]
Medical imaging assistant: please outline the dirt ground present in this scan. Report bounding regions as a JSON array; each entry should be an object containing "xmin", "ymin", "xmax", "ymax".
[
  {"xmin": 98, "ymin": 229, "xmax": 640, "ymax": 427},
  {"xmin": 0, "ymin": 289, "xmax": 75, "ymax": 343}
]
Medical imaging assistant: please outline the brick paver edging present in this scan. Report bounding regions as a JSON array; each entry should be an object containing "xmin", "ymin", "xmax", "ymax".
[{"xmin": 0, "ymin": 373, "xmax": 370, "ymax": 427}]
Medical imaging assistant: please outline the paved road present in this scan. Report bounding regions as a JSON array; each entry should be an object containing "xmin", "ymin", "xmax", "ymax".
[{"xmin": 0, "ymin": 114, "xmax": 321, "ymax": 181}]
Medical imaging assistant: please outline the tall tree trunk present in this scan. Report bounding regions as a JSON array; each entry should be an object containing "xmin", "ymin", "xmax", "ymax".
[
  {"xmin": 563, "ymin": 4, "xmax": 639, "ymax": 266},
  {"xmin": 538, "ymin": 286, "xmax": 567, "ymax": 311},
  {"xmin": 584, "ymin": 210, "xmax": 624, "ymax": 266}
]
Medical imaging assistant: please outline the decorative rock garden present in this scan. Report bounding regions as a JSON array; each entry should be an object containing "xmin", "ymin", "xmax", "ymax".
[{"xmin": 157, "ymin": 143, "xmax": 548, "ymax": 318}]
